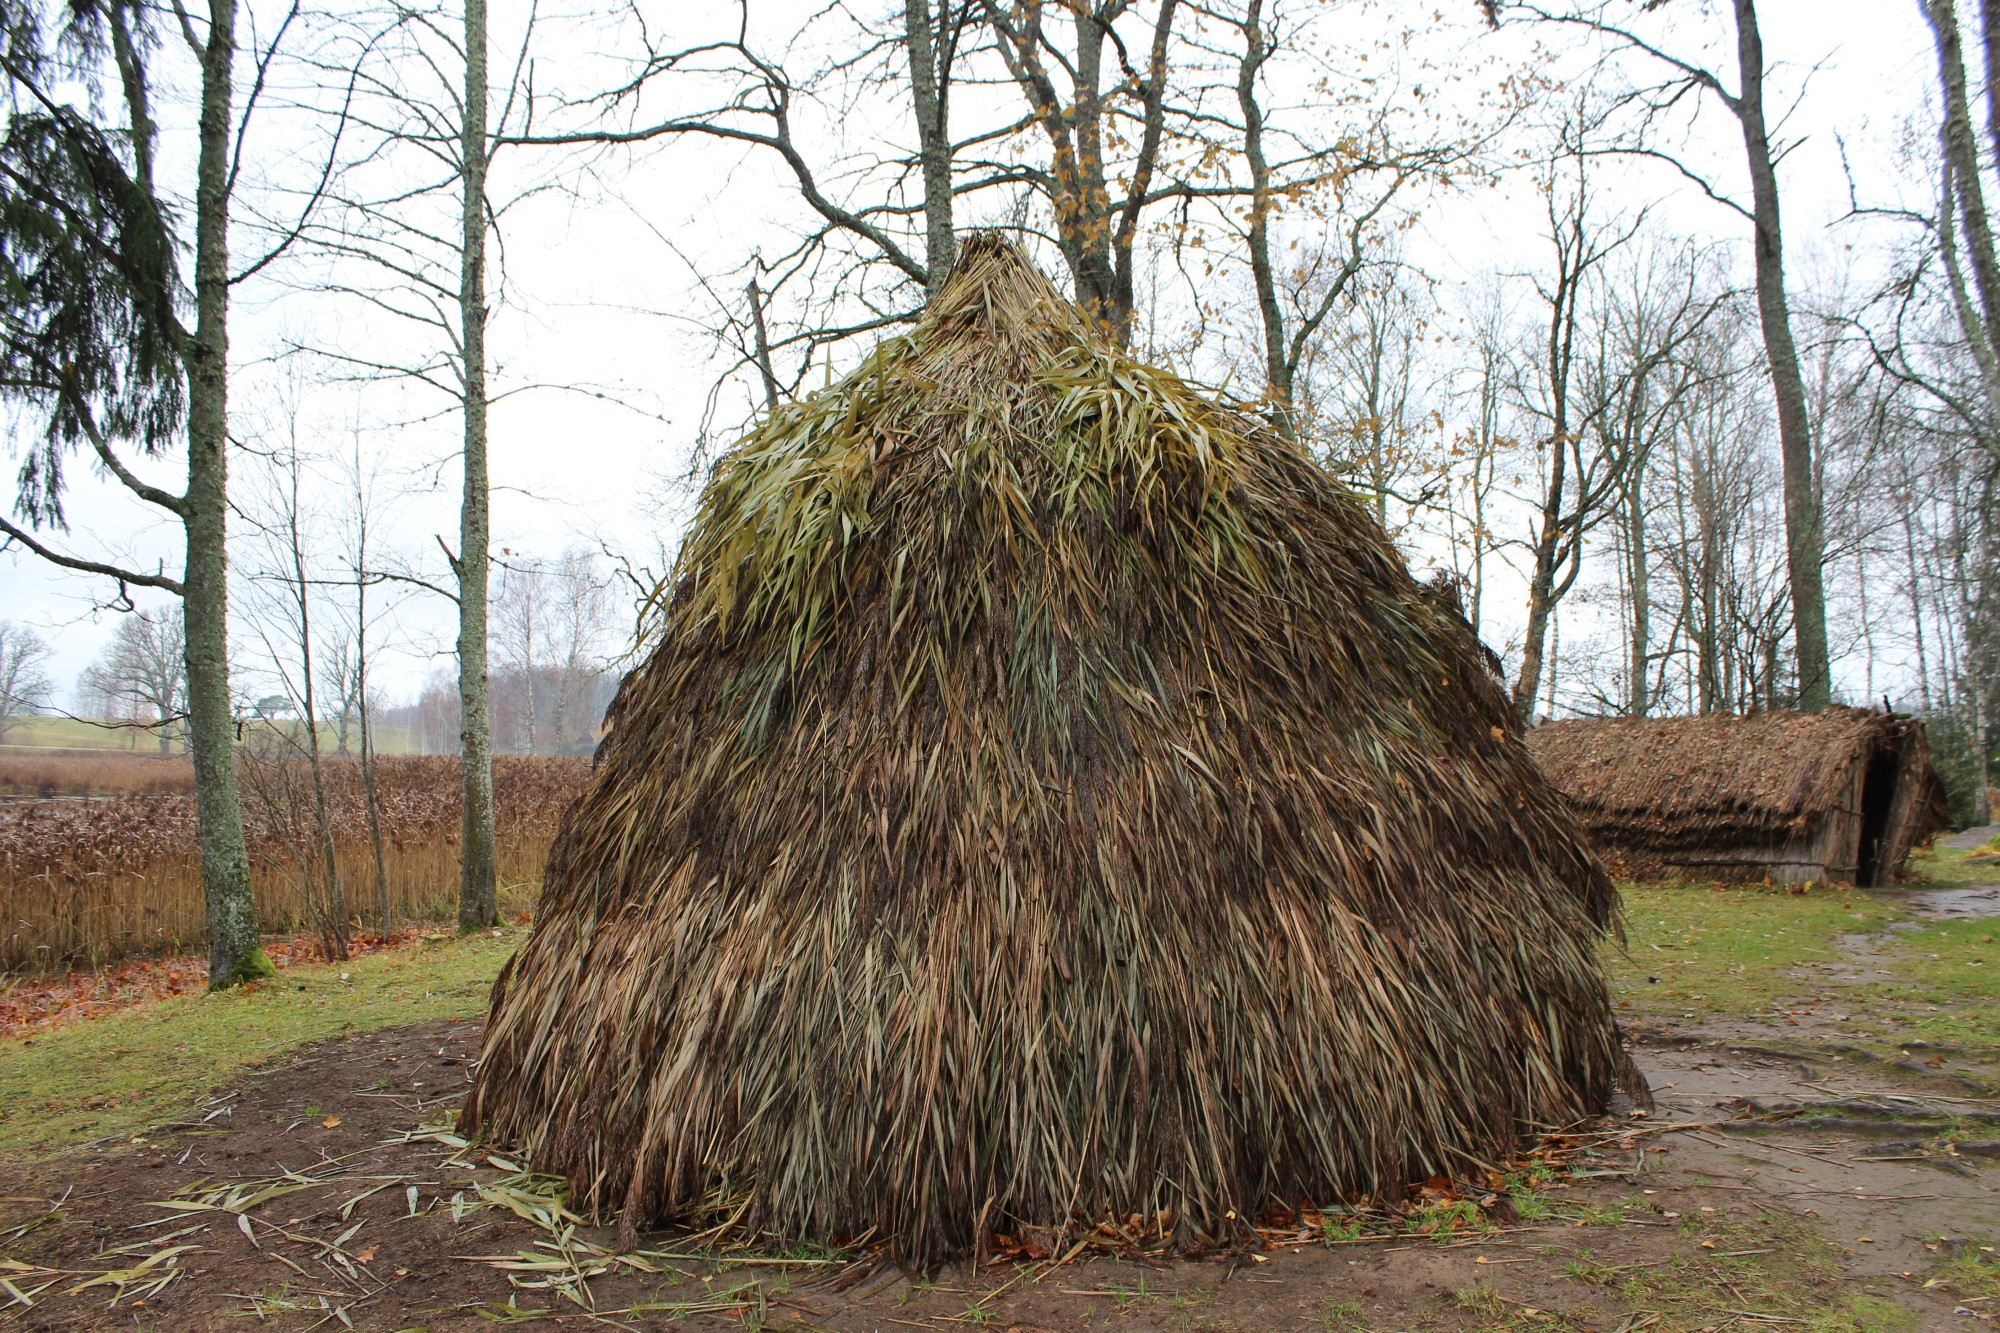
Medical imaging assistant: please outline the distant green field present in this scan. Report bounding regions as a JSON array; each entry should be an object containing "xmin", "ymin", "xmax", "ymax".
[{"xmin": 0, "ymin": 716, "xmax": 425, "ymax": 755}]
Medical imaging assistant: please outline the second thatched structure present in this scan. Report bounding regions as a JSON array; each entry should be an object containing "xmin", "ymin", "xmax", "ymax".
[
  {"xmin": 462, "ymin": 236, "xmax": 1637, "ymax": 1263},
  {"xmin": 1526, "ymin": 708, "xmax": 1951, "ymax": 886}
]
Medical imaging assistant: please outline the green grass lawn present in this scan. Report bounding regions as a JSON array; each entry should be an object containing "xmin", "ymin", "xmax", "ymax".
[
  {"xmin": 0, "ymin": 931, "xmax": 518, "ymax": 1155},
  {"xmin": 1606, "ymin": 880, "xmax": 1899, "ymax": 1020},
  {"xmin": 1905, "ymin": 841, "xmax": 2000, "ymax": 887},
  {"xmin": 1605, "ymin": 843, "xmax": 2000, "ymax": 1055},
  {"xmin": 1869, "ymin": 912, "xmax": 2000, "ymax": 1049}
]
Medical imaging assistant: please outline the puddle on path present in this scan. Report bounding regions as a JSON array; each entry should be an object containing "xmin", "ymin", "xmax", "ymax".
[{"xmin": 1888, "ymin": 884, "xmax": 2000, "ymax": 920}]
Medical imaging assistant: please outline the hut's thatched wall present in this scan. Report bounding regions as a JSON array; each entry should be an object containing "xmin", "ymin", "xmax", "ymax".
[
  {"xmin": 1525, "ymin": 709, "xmax": 1951, "ymax": 886},
  {"xmin": 462, "ymin": 236, "xmax": 1638, "ymax": 1263}
]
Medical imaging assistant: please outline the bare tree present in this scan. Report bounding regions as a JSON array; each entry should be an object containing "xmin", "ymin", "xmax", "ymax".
[
  {"xmin": 455, "ymin": 0, "xmax": 500, "ymax": 929},
  {"xmin": 491, "ymin": 0, "xmax": 968, "ymax": 432},
  {"xmin": 976, "ymin": 0, "xmax": 1180, "ymax": 342},
  {"xmin": 288, "ymin": 0, "xmax": 555, "ymax": 930},
  {"xmin": 1507, "ymin": 111, "xmax": 1644, "ymax": 719},
  {"xmin": 79, "ymin": 610, "xmax": 189, "ymax": 755},
  {"xmin": 1916, "ymin": 0, "xmax": 2000, "ymax": 461},
  {"xmin": 545, "ymin": 547, "xmax": 612, "ymax": 752},
  {"xmin": 1492, "ymin": 0, "xmax": 1833, "ymax": 710},
  {"xmin": 490, "ymin": 545, "xmax": 614, "ymax": 754},
  {"xmin": 343, "ymin": 436, "xmax": 395, "ymax": 936},
  {"xmin": 1214, "ymin": 1, "xmax": 1484, "ymax": 437},
  {"xmin": 0, "ymin": 622, "xmax": 55, "ymax": 743},
  {"xmin": 1582, "ymin": 240, "xmax": 1724, "ymax": 715},
  {"xmin": 1903, "ymin": 0, "xmax": 1998, "ymax": 818},
  {"xmin": 1437, "ymin": 278, "xmax": 1522, "ymax": 640},
  {"xmin": 493, "ymin": 557, "xmax": 550, "ymax": 754},
  {"xmin": 1315, "ymin": 260, "xmax": 1441, "ymax": 533},
  {"xmin": 240, "ymin": 412, "xmax": 349, "ymax": 961}
]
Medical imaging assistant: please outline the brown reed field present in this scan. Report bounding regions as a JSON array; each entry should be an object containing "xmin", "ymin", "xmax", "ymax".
[
  {"xmin": 0, "ymin": 754, "xmax": 589, "ymax": 973},
  {"xmin": 0, "ymin": 750, "xmax": 196, "ymax": 797}
]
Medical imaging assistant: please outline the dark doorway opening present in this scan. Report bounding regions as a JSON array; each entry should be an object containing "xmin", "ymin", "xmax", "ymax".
[{"xmin": 1856, "ymin": 742, "xmax": 1903, "ymax": 887}]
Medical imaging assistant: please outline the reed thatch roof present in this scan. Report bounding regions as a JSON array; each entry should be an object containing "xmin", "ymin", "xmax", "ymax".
[
  {"xmin": 1526, "ymin": 709, "xmax": 1951, "ymax": 887},
  {"xmin": 1525, "ymin": 708, "xmax": 1945, "ymax": 848},
  {"xmin": 462, "ymin": 236, "xmax": 1634, "ymax": 1263}
]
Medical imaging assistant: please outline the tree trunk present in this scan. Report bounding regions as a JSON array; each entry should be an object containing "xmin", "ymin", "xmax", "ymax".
[
  {"xmin": 1731, "ymin": 0, "xmax": 1830, "ymax": 709},
  {"xmin": 985, "ymin": 0, "xmax": 1174, "ymax": 345},
  {"xmin": 1546, "ymin": 599, "xmax": 1562, "ymax": 717},
  {"xmin": 1627, "ymin": 467, "xmax": 1651, "ymax": 716},
  {"xmin": 1983, "ymin": 0, "xmax": 2000, "ymax": 165},
  {"xmin": 1900, "ymin": 475, "xmax": 1934, "ymax": 714},
  {"xmin": 904, "ymin": 0, "xmax": 955, "ymax": 294},
  {"xmin": 286, "ymin": 451, "xmax": 348, "ymax": 962},
  {"xmin": 1063, "ymin": 11, "xmax": 1118, "ymax": 329},
  {"xmin": 1511, "ymin": 266, "xmax": 1578, "ymax": 720},
  {"xmin": 183, "ymin": 0, "xmax": 271, "ymax": 990},
  {"xmin": 1695, "ymin": 443, "xmax": 1722, "ymax": 712},
  {"xmin": 356, "ymin": 568, "xmax": 391, "ymax": 940},
  {"xmin": 522, "ymin": 624, "xmax": 539, "ymax": 754},
  {"xmin": 1513, "ymin": 551, "xmax": 1557, "ymax": 722},
  {"xmin": 1854, "ymin": 487, "xmax": 1875, "ymax": 702},
  {"xmin": 1930, "ymin": 0, "xmax": 2000, "ymax": 358},
  {"xmin": 1233, "ymin": 0, "xmax": 1290, "ymax": 430},
  {"xmin": 747, "ymin": 277, "xmax": 780, "ymax": 408},
  {"xmin": 457, "ymin": 0, "xmax": 499, "ymax": 932},
  {"xmin": 1926, "ymin": 1, "xmax": 2000, "ymax": 464}
]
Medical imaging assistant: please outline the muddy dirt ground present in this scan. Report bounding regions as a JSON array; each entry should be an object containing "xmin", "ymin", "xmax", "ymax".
[{"xmin": 3, "ymin": 888, "xmax": 1998, "ymax": 1331}]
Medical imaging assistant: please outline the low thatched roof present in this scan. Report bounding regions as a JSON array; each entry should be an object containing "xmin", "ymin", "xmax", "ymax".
[
  {"xmin": 1526, "ymin": 708, "xmax": 1950, "ymax": 856},
  {"xmin": 462, "ymin": 236, "xmax": 1634, "ymax": 1263}
]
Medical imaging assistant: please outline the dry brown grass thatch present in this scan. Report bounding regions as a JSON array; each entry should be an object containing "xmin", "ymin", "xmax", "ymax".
[
  {"xmin": 462, "ymin": 235, "xmax": 1635, "ymax": 1263},
  {"xmin": 1526, "ymin": 708, "xmax": 1951, "ymax": 886}
]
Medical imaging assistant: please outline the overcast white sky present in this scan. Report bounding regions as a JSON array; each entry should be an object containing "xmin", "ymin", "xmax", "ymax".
[{"xmin": 0, "ymin": 0, "xmax": 1942, "ymax": 712}]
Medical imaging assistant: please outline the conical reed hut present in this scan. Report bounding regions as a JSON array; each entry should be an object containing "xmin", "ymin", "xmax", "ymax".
[{"xmin": 462, "ymin": 236, "xmax": 1637, "ymax": 1263}]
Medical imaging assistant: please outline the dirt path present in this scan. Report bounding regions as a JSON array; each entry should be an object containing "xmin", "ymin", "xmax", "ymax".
[
  {"xmin": 3, "ymin": 905, "xmax": 1998, "ymax": 1330},
  {"xmin": 1942, "ymin": 824, "xmax": 1999, "ymax": 850}
]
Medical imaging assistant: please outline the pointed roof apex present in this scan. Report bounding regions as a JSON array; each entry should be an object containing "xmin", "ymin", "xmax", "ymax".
[{"xmin": 921, "ymin": 232, "xmax": 1085, "ymax": 345}]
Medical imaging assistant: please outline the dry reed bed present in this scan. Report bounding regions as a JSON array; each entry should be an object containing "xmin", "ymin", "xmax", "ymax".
[
  {"xmin": 0, "ymin": 750, "xmax": 196, "ymax": 797},
  {"xmin": 0, "ymin": 756, "xmax": 589, "ymax": 971}
]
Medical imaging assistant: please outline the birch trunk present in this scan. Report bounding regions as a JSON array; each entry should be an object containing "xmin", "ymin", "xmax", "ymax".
[{"xmin": 457, "ymin": 0, "xmax": 499, "ymax": 931}]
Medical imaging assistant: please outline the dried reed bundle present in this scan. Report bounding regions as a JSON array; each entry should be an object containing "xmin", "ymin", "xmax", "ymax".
[{"xmin": 463, "ymin": 236, "xmax": 1634, "ymax": 1263}]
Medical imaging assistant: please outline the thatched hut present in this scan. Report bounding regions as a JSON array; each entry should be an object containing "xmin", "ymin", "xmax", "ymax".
[
  {"xmin": 1526, "ymin": 709, "xmax": 1950, "ymax": 887},
  {"xmin": 462, "ymin": 236, "xmax": 1637, "ymax": 1262}
]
